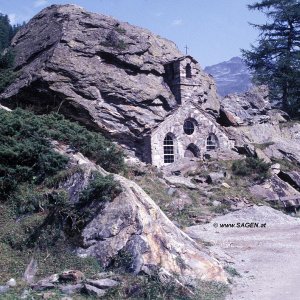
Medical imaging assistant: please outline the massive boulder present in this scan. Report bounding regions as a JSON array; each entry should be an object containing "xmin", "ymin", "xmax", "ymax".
[
  {"xmin": 54, "ymin": 144, "xmax": 227, "ymax": 286},
  {"xmin": 0, "ymin": 4, "xmax": 219, "ymax": 157}
]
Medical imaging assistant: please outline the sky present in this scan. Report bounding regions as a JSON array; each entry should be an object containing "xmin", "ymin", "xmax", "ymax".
[{"xmin": 0, "ymin": 0, "xmax": 267, "ymax": 67}]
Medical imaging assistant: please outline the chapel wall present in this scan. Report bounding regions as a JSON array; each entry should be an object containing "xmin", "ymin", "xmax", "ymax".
[{"xmin": 150, "ymin": 105, "xmax": 233, "ymax": 167}]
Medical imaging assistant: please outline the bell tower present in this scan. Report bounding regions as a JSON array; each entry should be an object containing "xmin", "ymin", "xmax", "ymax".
[{"xmin": 164, "ymin": 55, "xmax": 202, "ymax": 105}]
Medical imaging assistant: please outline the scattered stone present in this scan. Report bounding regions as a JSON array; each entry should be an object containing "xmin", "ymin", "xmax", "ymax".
[
  {"xmin": 255, "ymin": 148, "xmax": 271, "ymax": 163},
  {"xmin": 164, "ymin": 175, "xmax": 197, "ymax": 189},
  {"xmin": 0, "ymin": 104, "xmax": 11, "ymax": 111},
  {"xmin": 0, "ymin": 286, "xmax": 9, "ymax": 294},
  {"xmin": 60, "ymin": 283, "xmax": 83, "ymax": 295},
  {"xmin": 167, "ymin": 187, "xmax": 176, "ymax": 196},
  {"xmin": 83, "ymin": 284, "xmax": 106, "ymax": 297},
  {"xmin": 6, "ymin": 278, "xmax": 17, "ymax": 287},
  {"xmin": 32, "ymin": 274, "xmax": 59, "ymax": 291},
  {"xmin": 212, "ymin": 200, "xmax": 221, "ymax": 207},
  {"xmin": 59, "ymin": 270, "xmax": 84, "ymax": 283},
  {"xmin": 23, "ymin": 258, "xmax": 38, "ymax": 284},
  {"xmin": 271, "ymin": 163, "xmax": 281, "ymax": 175},
  {"xmin": 20, "ymin": 289, "xmax": 30, "ymax": 299},
  {"xmin": 206, "ymin": 172, "xmax": 225, "ymax": 184},
  {"xmin": 86, "ymin": 278, "xmax": 119, "ymax": 289},
  {"xmin": 221, "ymin": 182, "xmax": 231, "ymax": 188},
  {"xmin": 42, "ymin": 291, "xmax": 56, "ymax": 299}
]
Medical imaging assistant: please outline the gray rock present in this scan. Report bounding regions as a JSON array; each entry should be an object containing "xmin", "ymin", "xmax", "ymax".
[
  {"xmin": 23, "ymin": 258, "xmax": 38, "ymax": 284},
  {"xmin": 271, "ymin": 163, "xmax": 281, "ymax": 175},
  {"xmin": 59, "ymin": 270, "xmax": 84, "ymax": 283},
  {"xmin": 60, "ymin": 283, "xmax": 83, "ymax": 295},
  {"xmin": 206, "ymin": 172, "xmax": 225, "ymax": 184},
  {"xmin": 86, "ymin": 278, "xmax": 119, "ymax": 289},
  {"xmin": 84, "ymin": 284, "xmax": 106, "ymax": 297},
  {"xmin": 255, "ymin": 148, "xmax": 271, "ymax": 163},
  {"xmin": 249, "ymin": 175, "xmax": 300, "ymax": 202},
  {"xmin": 0, "ymin": 4, "xmax": 219, "ymax": 158},
  {"xmin": 212, "ymin": 200, "xmax": 221, "ymax": 207},
  {"xmin": 20, "ymin": 289, "xmax": 30, "ymax": 299},
  {"xmin": 0, "ymin": 286, "xmax": 9, "ymax": 294},
  {"xmin": 161, "ymin": 158, "xmax": 199, "ymax": 177},
  {"xmin": 278, "ymin": 171, "xmax": 300, "ymax": 191},
  {"xmin": 54, "ymin": 145, "xmax": 227, "ymax": 285},
  {"xmin": 164, "ymin": 175, "xmax": 197, "ymax": 189},
  {"xmin": 220, "ymin": 86, "xmax": 272, "ymax": 126},
  {"xmin": 6, "ymin": 278, "xmax": 16, "ymax": 287},
  {"xmin": 31, "ymin": 274, "xmax": 59, "ymax": 291},
  {"xmin": 167, "ymin": 187, "xmax": 176, "ymax": 196}
]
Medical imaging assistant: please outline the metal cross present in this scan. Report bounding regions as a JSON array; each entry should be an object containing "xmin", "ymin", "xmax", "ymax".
[{"xmin": 184, "ymin": 45, "xmax": 189, "ymax": 55}]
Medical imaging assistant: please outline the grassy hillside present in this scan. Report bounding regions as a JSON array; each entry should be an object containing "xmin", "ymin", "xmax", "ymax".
[{"xmin": 0, "ymin": 109, "xmax": 124, "ymax": 296}]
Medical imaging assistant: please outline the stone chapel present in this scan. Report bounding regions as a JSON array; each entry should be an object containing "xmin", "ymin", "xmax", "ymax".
[{"xmin": 143, "ymin": 55, "xmax": 234, "ymax": 167}]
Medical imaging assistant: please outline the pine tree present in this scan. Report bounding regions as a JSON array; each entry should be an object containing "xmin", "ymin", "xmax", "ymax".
[
  {"xmin": 0, "ymin": 13, "xmax": 24, "ymax": 92},
  {"xmin": 242, "ymin": 0, "xmax": 300, "ymax": 115}
]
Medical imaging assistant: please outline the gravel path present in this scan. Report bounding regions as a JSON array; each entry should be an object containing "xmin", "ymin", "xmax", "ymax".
[{"xmin": 185, "ymin": 206, "xmax": 300, "ymax": 300}]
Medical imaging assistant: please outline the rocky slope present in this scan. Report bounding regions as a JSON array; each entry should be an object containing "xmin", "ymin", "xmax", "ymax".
[
  {"xmin": 205, "ymin": 57, "xmax": 252, "ymax": 97},
  {"xmin": 0, "ymin": 4, "xmax": 218, "ymax": 158},
  {"xmin": 54, "ymin": 143, "xmax": 227, "ymax": 286}
]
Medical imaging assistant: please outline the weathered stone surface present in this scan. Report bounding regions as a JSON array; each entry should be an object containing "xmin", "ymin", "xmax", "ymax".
[
  {"xmin": 31, "ymin": 274, "xmax": 59, "ymax": 291},
  {"xmin": 0, "ymin": 104, "xmax": 11, "ymax": 111},
  {"xmin": 59, "ymin": 270, "xmax": 84, "ymax": 283},
  {"xmin": 206, "ymin": 172, "xmax": 225, "ymax": 184},
  {"xmin": 6, "ymin": 278, "xmax": 16, "ymax": 287},
  {"xmin": 60, "ymin": 283, "xmax": 84, "ymax": 295},
  {"xmin": 249, "ymin": 175, "xmax": 300, "ymax": 201},
  {"xmin": 84, "ymin": 284, "xmax": 106, "ymax": 297},
  {"xmin": 54, "ymin": 144, "xmax": 227, "ymax": 286},
  {"xmin": 255, "ymin": 148, "xmax": 271, "ymax": 163},
  {"xmin": 85, "ymin": 278, "xmax": 119, "ymax": 289},
  {"xmin": 220, "ymin": 86, "xmax": 271, "ymax": 126},
  {"xmin": 164, "ymin": 175, "xmax": 197, "ymax": 189},
  {"xmin": 271, "ymin": 163, "xmax": 281, "ymax": 175},
  {"xmin": 23, "ymin": 258, "xmax": 38, "ymax": 284},
  {"xmin": 0, "ymin": 4, "xmax": 219, "ymax": 158},
  {"xmin": 161, "ymin": 157, "xmax": 199, "ymax": 176},
  {"xmin": 0, "ymin": 286, "xmax": 9, "ymax": 294},
  {"xmin": 278, "ymin": 171, "xmax": 300, "ymax": 191}
]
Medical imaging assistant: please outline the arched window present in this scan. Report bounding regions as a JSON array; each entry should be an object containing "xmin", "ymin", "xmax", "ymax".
[
  {"xmin": 164, "ymin": 134, "xmax": 175, "ymax": 163},
  {"xmin": 184, "ymin": 143, "xmax": 200, "ymax": 158},
  {"xmin": 186, "ymin": 63, "xmax": 192, "ymax": 78},
  {"xmin": 206, "ymin": 133, "xmax": 219, "ymax": 151}
]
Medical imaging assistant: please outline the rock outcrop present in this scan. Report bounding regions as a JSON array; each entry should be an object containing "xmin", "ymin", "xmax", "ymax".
[
  {"xmin": 54, "ymin": 144, "xmax": 227, "ymax": 286},
  {"xmin": 219, "ymin": 86, "xmax": 272, "ymax": 126},
  {"xmin": 0, "ymin": 4, "xmax": 219, "ymax": 157}
]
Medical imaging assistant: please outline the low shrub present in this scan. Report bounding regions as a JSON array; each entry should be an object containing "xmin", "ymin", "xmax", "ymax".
[
  {"xmin": 232, "ymin": 157, "xmax": 270, "ymax": 180},
  {"xmin": 0, "ymin": 109, "xmax": 124, "ymax": 199}
]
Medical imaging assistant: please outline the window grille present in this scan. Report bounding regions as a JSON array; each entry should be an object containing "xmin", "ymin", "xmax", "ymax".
[
  {"xmin": 206, "ymin": 134, "xmax": 218, "ymax": 151},
  {"xmin": 183, "ymin": 120, "xmax": 195, "ymax": 135},
  {"xmin": 164, "ymin": 134, "xmax": 174, "ymax": 163}
]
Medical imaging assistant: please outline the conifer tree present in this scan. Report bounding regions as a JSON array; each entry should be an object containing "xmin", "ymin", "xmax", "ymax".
[{"xmin": 242, "ymin": 0, "xmax": 300, "ymax": 114}]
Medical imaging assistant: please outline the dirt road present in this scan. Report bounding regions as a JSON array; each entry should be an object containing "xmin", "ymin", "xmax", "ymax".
[{"xmin": 186, "ymin": 206, "xmax": 300, "ymax": 300}]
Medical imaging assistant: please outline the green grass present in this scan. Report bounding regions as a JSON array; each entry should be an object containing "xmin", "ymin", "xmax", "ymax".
[{"xmin": 105, "ymin": 274, "xmax": 229, "ymax": 300}]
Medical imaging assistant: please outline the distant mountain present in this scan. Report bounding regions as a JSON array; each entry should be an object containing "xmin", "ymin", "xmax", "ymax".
[{"xmin": 204, "ymin": 57, "xmax": 252, "ymax": 97}]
